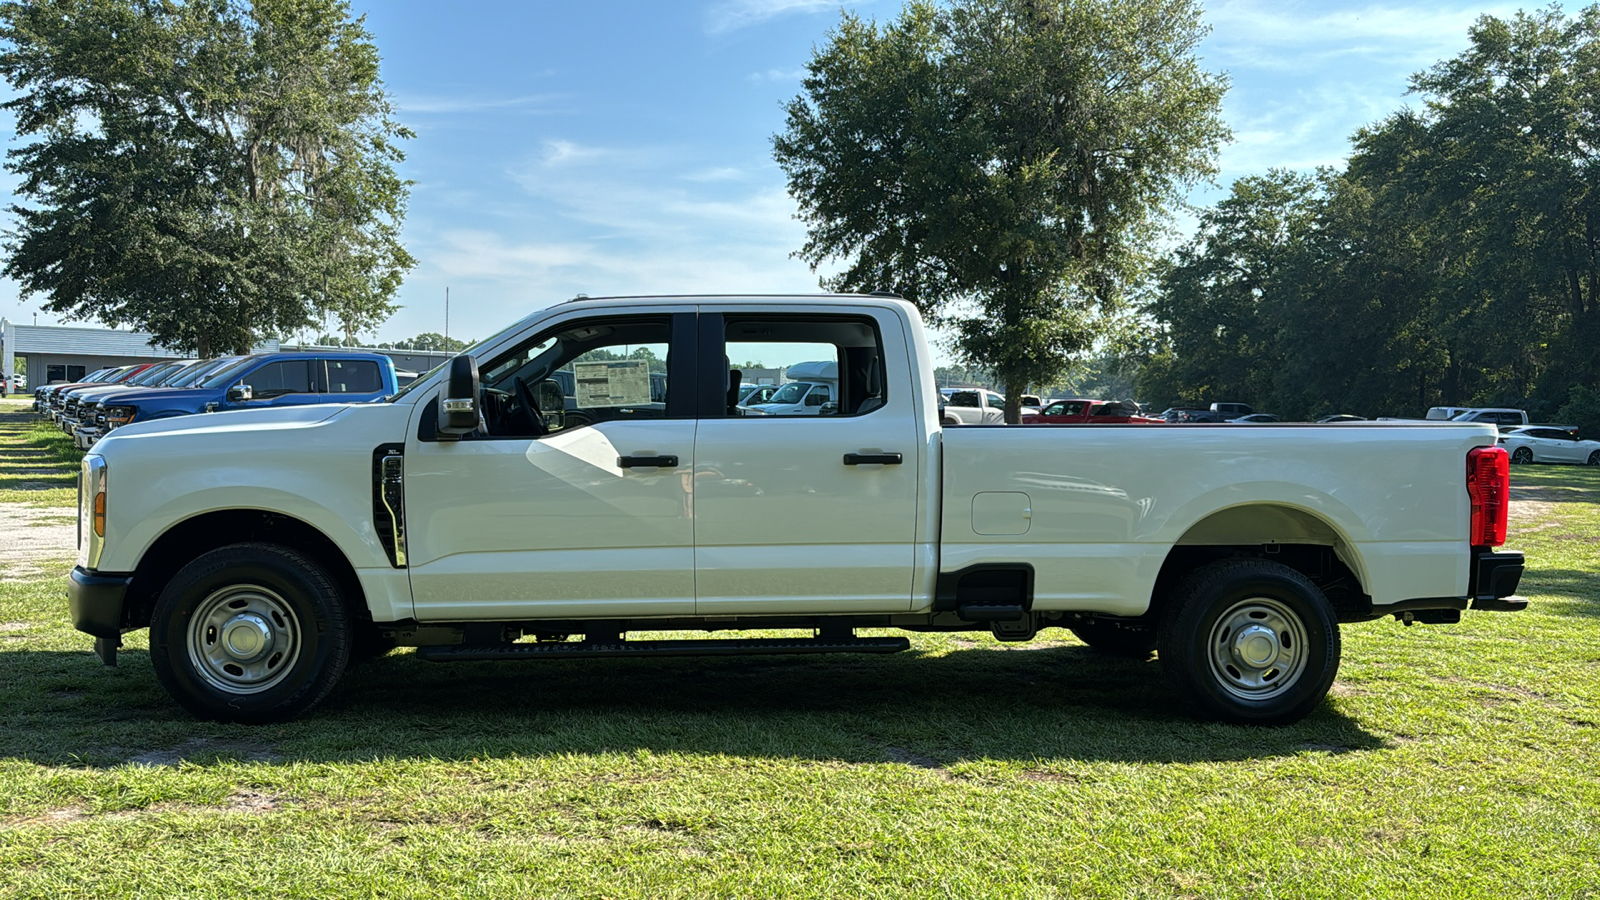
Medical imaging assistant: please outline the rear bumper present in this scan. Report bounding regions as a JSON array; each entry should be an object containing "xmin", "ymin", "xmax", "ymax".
[
  {"xmin": 68, "ymin": 567, "xmax": 132, "ymax": 639},
  {"xmin": 1469, "ymin": 548, "xmax": 1526, "ymax": 611},
  {"xmin": 1369, "ymin": 548, "xmax": 1526, "ymax": 617}
]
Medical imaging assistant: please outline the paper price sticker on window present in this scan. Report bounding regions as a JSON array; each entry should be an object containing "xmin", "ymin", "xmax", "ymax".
[{"xmin": 573, "ymin": 360, "xmax": 652, "ymax": 408}]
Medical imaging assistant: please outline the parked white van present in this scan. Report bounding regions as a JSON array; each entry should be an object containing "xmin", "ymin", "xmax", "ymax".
[{"xmin": 745, "ymin": 360, "xmax": 836, "ymax": 416}]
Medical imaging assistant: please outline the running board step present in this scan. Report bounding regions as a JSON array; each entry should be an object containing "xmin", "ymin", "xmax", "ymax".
[{"xmin": 415, "ymin": 636, "xmax": 911, "ymax": 662}]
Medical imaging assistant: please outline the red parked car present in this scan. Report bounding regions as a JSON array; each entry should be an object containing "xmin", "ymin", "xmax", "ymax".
[{"xmin": 1022, "ymin": 399, "xmax": 1165, "ymax": 425}]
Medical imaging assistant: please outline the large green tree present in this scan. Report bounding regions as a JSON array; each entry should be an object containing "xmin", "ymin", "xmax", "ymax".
[
  {"xmin": 1144, "ymin": 5, "xmax": 1600, "ymax": 422},
  {"xmin": 0, "ymin": 0, "xmax": 414, "ymax": 356},
  {"xmin": 773, "ymin": 0, "xmax": 1227, "ymax": 422}
]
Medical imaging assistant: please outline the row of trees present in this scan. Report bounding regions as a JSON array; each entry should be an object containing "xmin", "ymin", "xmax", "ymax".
[
  {"xmin": 0, "ymin": 0, "xmax": 413, "ymax": 356},
  {"xmin": 1138, "ymin": 6, "xmax": 1600, "ymax": 430}
]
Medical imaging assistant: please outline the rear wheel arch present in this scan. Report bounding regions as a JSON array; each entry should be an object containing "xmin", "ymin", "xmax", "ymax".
[
  {"xmin": 1149, "ymin": 504, "xmax": 1369, "ymax": 623},
  {"xmin": 126, "ymin": 510, "xmax": 369, "ymax": 633}
]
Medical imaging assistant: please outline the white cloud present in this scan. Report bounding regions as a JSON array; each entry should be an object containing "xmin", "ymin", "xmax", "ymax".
[
  {"xmin": 705, "ymin": 0, "xmax": 839, "ymax": 35},
  {"xmin": 747, "ymin": 67, "xmax": 807, "ymax": 83},
  {"xmin": 1203, "ymin": 1, "xmax": 1524, "ymax": 56},
  {"xmin": 395, "ymin": 93, "xmax": 559, "ymax": 115},
  {"xmin": 683, "ymin": 166, "xmax": 753, "ymax": 182}
]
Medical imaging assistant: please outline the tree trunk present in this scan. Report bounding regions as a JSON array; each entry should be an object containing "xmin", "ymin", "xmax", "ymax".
[{"xmin": 1003, "ymin": 377, "xmax": 1024, "ymax": 424}]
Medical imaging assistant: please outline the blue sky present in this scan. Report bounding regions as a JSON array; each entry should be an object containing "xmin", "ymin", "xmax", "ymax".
[{"xmin": 0, "ymin": 0, "xmax": 1575, "ymax": 355}]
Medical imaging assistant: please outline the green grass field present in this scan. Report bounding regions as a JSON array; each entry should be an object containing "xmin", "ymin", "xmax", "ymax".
[{"xmin": 1, "ymin": 399, "xmax": 1596, "ymax": 898}]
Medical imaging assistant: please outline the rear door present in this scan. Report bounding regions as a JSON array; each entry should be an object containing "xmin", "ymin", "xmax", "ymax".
[{"xmin": 691, "ymin": 306, "xmax": 921, "ymax": 614}]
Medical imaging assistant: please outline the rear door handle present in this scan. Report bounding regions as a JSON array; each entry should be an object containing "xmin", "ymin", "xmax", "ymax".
[
  {"xmin": 843, "ymin": 452, "xmax": 903, "ymax": 466},
  {"xmin": 618, "ymin": 454, "xmax": 679, "ymax": 468}
]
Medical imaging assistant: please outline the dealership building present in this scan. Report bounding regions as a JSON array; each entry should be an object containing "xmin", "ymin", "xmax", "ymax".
[{"xmin": 0, "ymin": 318, "xmax": 452, "ymax": 388}]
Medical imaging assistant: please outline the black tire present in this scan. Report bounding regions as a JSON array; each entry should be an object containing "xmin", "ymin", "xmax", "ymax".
[
  {"xmin": 1511, "ymin": 447, "xmax": 1534, "ymax": 465},
  {"xmin": 1588, "ymin": 450, "xmax": 1599, "ymax": 466},
  {"xmin": 1157, "ymin": 559, "xmax": 1340, "ymax": 726},
  {"xmin": 149, "ymin": 543, "xmax": 352, "ymax": 723},
  {"xmin": 1068, "ymin": 622, "xmax": 1157, "ymax": 657}
]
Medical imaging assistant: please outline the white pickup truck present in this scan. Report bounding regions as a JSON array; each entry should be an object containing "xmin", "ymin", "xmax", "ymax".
[{"xmin": 69, "ymin": 294, "xmax": 1526, "ymax": 725}]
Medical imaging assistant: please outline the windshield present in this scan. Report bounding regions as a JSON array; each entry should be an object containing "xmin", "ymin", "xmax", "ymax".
[
  {"xmin": 200, "ymin": 357, "xmax": 261, "ymax": 389},
  {"xmin": 168, "ymin": 358, "xmax": 235, "ymax": 387},
  {"xmin": 767, "ymin": 382, "xmax": 810, "ymax": 404},
  {"xmin": 128, "ymin": 363, "xmax": 181, "ymax": 386}
]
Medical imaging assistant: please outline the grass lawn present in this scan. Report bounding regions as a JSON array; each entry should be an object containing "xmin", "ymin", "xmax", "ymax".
[{"xmin": 1, "ymin": 404, "xmax": 1596, "ymax": 898}]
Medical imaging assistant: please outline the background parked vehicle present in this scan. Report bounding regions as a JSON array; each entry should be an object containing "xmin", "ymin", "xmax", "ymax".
[
  {"xmin": 745, "ymin": 360, "xmax": 836, "ymax": 415},
  {"xmin": 1210, "ymin": 402, "xmax": 1253, "ymax": 419},
  {"xmin": 1450, "ymin": 408, "xmax": 1529, "ymax": 429},
  {"xmin": 1023, "ymin": 399, "xmax": 1164, "ymax": 424},
  {"xmin": 1497, "ymin": 425, "xmax": 1600, "ymax": 465},
  {"xmin": 1317, "ymin": 414, "xmax": 1367, "ymax": 423},
  {"xmin": 89, "ymin": 352, "xmax": 398, "ymax": 435},
  {"xmin": 73, "ymin": 359, "xmax": 237, "ymax": 449},
  {"xmin": 1231, "ymin": 413, "xmax": 1282, "ymax": 423},
  {"xmin": 1160, "ymin": 407, "xmax": 1226, "ymax": 423},
  {"xmin": 941, "ymin": 387, "xmax": 1007, "ymax": 424}
]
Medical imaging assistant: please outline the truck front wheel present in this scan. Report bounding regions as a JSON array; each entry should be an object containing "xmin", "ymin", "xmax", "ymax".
[
  {"xmin": 149, "ymin": 543, "xmax": 351, "ymax": 723},
  {"xmin": 1157, "ymin": 559, "xmax": 1340, "ymax": 726}
]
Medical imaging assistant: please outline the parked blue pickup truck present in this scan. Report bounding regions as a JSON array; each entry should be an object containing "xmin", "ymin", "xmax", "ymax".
[{"xmin": 79, "ymin": 352, "xmax": 398, "ymax": 446}]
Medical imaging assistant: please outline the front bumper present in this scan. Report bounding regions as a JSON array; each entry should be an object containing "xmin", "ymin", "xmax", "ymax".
[
  {"xmin": 73, "ymin": 426, "xmax": 102, "ymax": 450},
  {"xmin": 68, "ymin": 566, "xmax": 132, "ymax": 639}
]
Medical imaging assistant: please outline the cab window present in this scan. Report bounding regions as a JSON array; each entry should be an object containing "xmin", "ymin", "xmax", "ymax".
[
  {"xmin": 474, "ymin": 315, "xmax": 676, "ymax": 438},
  {"xmin": 720, "ymin": 315, "xmax": 885, "ymax": 418},
  {"xmin": 241, "ymin": 360, "xmax": 311, "ymax": 399}
]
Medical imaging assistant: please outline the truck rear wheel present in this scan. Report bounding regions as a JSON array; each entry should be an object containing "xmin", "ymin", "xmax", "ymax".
[
  {"xmin": 1068, "ymin": 622, "xmax": 1156, "ymax": 657},
  {"xmin": 149, "ymin": 543, "xmax": 351, "ymax": 723},
  {"xmin": 1157, "ymin": 559, "xmax": 1340, "ymax": 726}
]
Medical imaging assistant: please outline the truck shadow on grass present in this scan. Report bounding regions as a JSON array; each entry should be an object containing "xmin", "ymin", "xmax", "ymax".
[
  {"xmin": 1517, "ymin": 567, "xmax": 1600, "ymax": 615},
  {"xmin": 0, "ymin": 643, "xmax": 1386, "ymax": 770}
]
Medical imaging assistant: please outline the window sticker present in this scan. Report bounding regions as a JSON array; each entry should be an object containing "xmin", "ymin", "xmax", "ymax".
[{"xmin": 573, "ymin": 359, "xmax": 652, "ymax": 407}]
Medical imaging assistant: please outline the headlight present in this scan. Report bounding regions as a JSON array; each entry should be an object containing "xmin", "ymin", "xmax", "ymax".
[{"xmin": 103, "ymin": 405, "xmax": 137, "ymax": 428}]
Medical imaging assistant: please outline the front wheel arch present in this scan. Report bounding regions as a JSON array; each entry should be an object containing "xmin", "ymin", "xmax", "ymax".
[{"xmin": 126, "ymin": 510, "xmax": 369, "ymax": 636}]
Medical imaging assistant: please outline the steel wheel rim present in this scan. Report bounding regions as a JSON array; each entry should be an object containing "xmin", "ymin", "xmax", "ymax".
[
  {"xmin": 1207, "ymin": 596, "xmax": 1310, "ymax": 701},
  {"xmin": 187, "ymin": 584, "xmax": 303, "ymax": 694}
]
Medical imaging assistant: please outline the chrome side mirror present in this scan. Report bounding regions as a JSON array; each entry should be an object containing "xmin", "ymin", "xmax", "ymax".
[
  {"xmin": 437, "ymin": 356, "xmax": 480, "ymax": 440},
  {"xmin": 226, "ymin": 384, "xmax": 253, "ymax": 402}
]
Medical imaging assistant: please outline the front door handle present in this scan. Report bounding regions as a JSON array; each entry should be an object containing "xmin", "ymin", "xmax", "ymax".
[
  {"xmin": 618, "ymin": 454, "xmax": 679, "ymax": 468},
  {"xmin": 843, "ymin": 452, "xmax": 903, "ymax": 466}
]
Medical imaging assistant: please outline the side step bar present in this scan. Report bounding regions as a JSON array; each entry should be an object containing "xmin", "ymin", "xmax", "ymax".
[{"xmin": 415, "ymin": 635, "xmax": 911, "ymax": 662}]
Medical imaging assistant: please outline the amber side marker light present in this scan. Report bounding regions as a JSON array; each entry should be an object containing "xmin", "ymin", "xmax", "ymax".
[{"xmin": 93, "ymin": 491, "xmax": 106, "ymax": 538}]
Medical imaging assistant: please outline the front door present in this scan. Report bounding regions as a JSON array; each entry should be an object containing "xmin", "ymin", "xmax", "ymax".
[
  {"xmin": 692, "ymin": 308, "xmax": 922, "ymax": 614},
  {"xmin": 404, "ymin": 308, "xmax": 699, "ymax": 621}
]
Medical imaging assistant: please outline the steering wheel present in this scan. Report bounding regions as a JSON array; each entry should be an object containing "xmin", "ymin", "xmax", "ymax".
[{"xmin": 513, "ymin": 377, "xmax": 549, "ymax": 437}]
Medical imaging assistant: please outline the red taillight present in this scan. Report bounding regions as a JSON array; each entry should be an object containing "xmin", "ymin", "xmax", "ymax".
[{"xmin": 1467, "ymin": 446, "xmax": 1509, "ymax": 547}]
